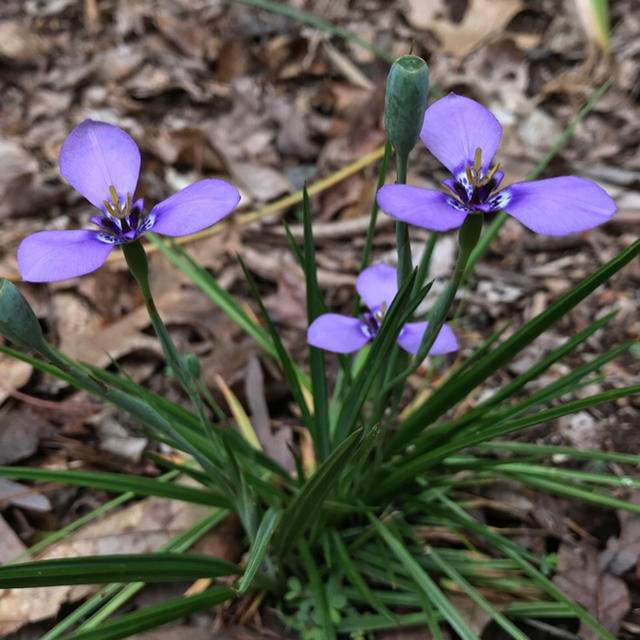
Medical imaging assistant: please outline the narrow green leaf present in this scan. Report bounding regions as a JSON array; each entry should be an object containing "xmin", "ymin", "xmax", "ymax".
[
  {"xmin": 274, "ymin": 429, "xmax": 363, "ymax": 555},
  {"xmin": 368, "ymin": 514, "xmax": 479, "ymax": 640},
  {"xmin": 0, "ymin": 466, "xmax": 231, "ymax": 507},
  {"xmin": 333, "ymin": 270, "xmax": 423, "ymax": 445},
  {"xmin": 427, "ymin": 548, "xmax": 529, "ymax": 640},
  {"xmin": 439, "ymin": 496, "xmax": 617, "ymax": 640},
  {"xmin": 331, "ymin": 531, "xmax": 396, "ymax": 622},
  {"xmin": 392, "ymin": 236, "xmax": 640, "ymax": 451},
  {"xmin": 238, "ymin": 507, "xmax": 280, "ymax": 593},
  {"xmin": 238, "ymin": 254, "xmax": 314, "ymax": 434},
  {"xmin": 62, "ymin": 587, "xmax": 236, "ymax": 640},
  {"xmin": 0, "ymin": 553, "xmax": 239, "ymax": 588},
  {"xmin": 302, "ymin": 186, "xmax": 331, "ymax": 459},
  {"xmin": 231, "ymin": 0, "xmax": 393, "ymax": 63}
]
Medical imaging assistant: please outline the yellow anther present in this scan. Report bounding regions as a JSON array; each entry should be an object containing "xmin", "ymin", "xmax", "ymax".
[
  {"xmin": 381, "ymin": 300, "xmax": 387, "ymax": 315},
  {"xmin": 109, "ymin": 185, "xmax": 119, "ymax": 207},
  {"xmin": 465, "ymin": 165, "xmax": 474, "ymax": 185},
  {"xmin": 103, "ymin": 200, "xmax": 116, "ymax": 217},
  {"xmin": 486, "ymin": 162, "xmax": 500, "ymax": 183},
  {"xmin": 125, "ymin": 192, "xmax": 132, "ymax": 214},
  {"xmin": 474, "ymin": 148, "xmax": 482, "ymax": 173}
]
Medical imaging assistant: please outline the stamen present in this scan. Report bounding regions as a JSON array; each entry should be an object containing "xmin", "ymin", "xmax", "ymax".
[
  {"xmin": 473, "ymin": 148, "xmax": 482, "ymax": 173},
  {"xmin": 465, "ymin": 165, "xmax": 474, "ymax": 185},
  {"xmin": 125, "ymin": 192, "xmax": 132, "ymax": 215},
  {"xmin": 486, "ymin": 162, "xmax": 500, "ymax": 183},
  {"xmin": 109, "ymin": 185, "xmax": 119, "ymax": 208},
  {"xmin": 103, "ymin": 200, "xmax": 116, "ymax": 217}
]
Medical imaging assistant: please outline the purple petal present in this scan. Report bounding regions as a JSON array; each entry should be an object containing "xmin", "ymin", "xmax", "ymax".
[
  {"xmin": 377, "ymin": 184, "xmax": 468, "ymax": 231},
  {"xmin": 355, "ymin": 263, "xmax": 398, "ymax": 312},
  {"xmin": 420, "ymin": 93, "xmax": 502, "ymax": 174},
  {"xmin": 18, "ymin": 230, "xmax": 114, "ymax": 282},
  {"xmin": 307, "ymin": 314, "xmax": 370, "ymax": 354},
  {"xmin": 149, "ymin": 179, "xmax": 241, "ymax": 236},
  {"xmin": 59, "ymin": 120, "xmax": 140, "ymax": 211},
  {"xmin": 397, "ymin": 322, "xmax": 458, "ymax": 356},
  {"xmin": 501, "ymin": 177, "xmax": 617, "ymax": 236}
]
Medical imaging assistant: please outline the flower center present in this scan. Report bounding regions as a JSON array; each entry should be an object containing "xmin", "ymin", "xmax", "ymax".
[
  {"xmin": 103, "ymin": 185, "xmax": 132, "ymax": 219},
  {"xmin": 94, "ymin": 186, "xmax": 155, "ymax": 245},
  {"xmin": 465, "ymin": 148, "xmax": 500, "ymax": 188},
  {"xmin": 361, "ymin": 302, "xmax": 387, "ymax": 340}
]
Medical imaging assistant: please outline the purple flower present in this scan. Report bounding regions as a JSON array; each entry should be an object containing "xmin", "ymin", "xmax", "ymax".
[
  {"xmin": 377, "ymin": 93, "xmax": 616, "ymax": 236},
  {"xmin": 18, "ymin": 120, "xmax": 241, "ymax": 282},
  {"xmin": 307, "ymin": 263, "xmax": 458, "ymax": 356}
]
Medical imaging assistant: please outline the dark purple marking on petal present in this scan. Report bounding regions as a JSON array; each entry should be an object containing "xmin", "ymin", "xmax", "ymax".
[
  {"xmin": 502, "ymin": 177, "xmax": 616, "ymax": 236},
  {"xmin": 18, "ymin": 230, "xmax": 114, "ymax": 282},
  {"xmin": 59, "ymin": 120, "xmax": 140, "ymax": 211},
  {"xmin": 307, "ymin": 314, "xmax": 370, "ymax": 354}
]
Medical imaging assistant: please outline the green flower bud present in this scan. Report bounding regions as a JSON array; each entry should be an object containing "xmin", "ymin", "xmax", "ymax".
[
  {"xmin": 0, "ymin": 278, "xmax": 48, "ymax": 352},
  {"xmin": 384, "ymin": 55, "xmax": 430, "ymax": 158}
]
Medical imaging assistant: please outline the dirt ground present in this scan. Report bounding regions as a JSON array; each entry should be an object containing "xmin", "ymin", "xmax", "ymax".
[{"xmin": 0, "ymin": 0, "xmax": 639, "ymax": 638}]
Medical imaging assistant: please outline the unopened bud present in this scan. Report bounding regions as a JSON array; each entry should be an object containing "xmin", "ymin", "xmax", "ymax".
[
  {"xmin": 0, "ymin": 279, "xmax": 48, "ymax": 353},
  {"xmin": 384, "ymin": 55, "xmax": 430, "ymax": 158}
]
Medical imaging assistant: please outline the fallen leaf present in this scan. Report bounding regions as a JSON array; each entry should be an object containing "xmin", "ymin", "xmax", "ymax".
[
  {"xmin": 0, "ymin": 514, "xmax": 27, "ymax": 564},
  {"xmin": 407, "ymin": 0, "xmax": 523, "ymax": 57},
  {"xmin": 553, "ymin": 542, "xmax": 630, "ymax": 640},
  {"xmin": 0, "ymin": 497, "xmax": 212, "ymax": 634}
]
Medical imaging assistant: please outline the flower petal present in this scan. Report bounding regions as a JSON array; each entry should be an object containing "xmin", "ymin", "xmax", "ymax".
[
  {"xmin": 397, "ymin": 322, "xmax": 458, "ymax": 356},
  {"xmin": 355, "ymin": 263, "xmax": 398, "ymax": 312},
  {"xmin": 59, "ymin": 120, "xmax": 140, "ymax": 211},
  {"xmin": 307, "ymin": 314, "xmax": 370, "ymax": 354},
  {"xmin": 18, "ymin": 230, "xmax": 114, "ymax": 282},
  {"xmin": 420, "ymin": 93, "xmax": 502, "ymax": 174},
  {"xmin": 377, "ymin": 184, "xmax": 468, "ymax": 231},
  {"xmin": 149, "ymin": 179, "xmax": 241, "ymax": 236},
  {"xmin": 501, "ymin": 177, "xmax": 617, "ymax": 236}
]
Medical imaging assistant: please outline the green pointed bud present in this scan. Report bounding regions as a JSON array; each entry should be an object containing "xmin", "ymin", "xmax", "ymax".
[
  {"xmin": 184, "ymin": 352, "xmax": 201, "ymax": 378},
  {"xmin": 0, "ymin": 278, "xmax": 48, "ymax": 352},
  {"xmin": 384, "ymin": 55, "xmax": 430, "ymax": 157}
]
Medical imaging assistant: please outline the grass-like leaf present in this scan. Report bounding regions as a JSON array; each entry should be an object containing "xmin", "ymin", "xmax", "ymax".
[
  {"xmin": 274, "ymin": 429, "xmax": 363, "ymax": 556},
  {"xmin": 391, "ymin": 236, "xmax": 640, "ymax": 452},
  {"xmin": 0, "ymin": 466, "xmax": 231, "ymax": 507},
  {"xmin": 0, "ymin": 553, "xmax": 239, "ymax": 588},
  {"xmin": 368, "ymin": 513, "xmax": 479, "ymax": 640},
  {"xmin": 61, "ymin": 587, "xmax": 236, "ymax": 640},
  {"xmin": 238, "ymin": 506, "xmax": 280, "ymax": 593}
]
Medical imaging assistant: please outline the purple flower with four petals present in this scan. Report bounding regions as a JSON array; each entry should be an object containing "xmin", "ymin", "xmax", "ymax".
[
  {"xmin": 18, "ymin": 120, "xmax": 241, "ymax": 282},
  {"xmin": 377, "ymin": 93, "xmax": 616, "ymax": 236},
  {"xmin": 307, "ymin": 263, "xmax": 458, "ymax": 356}
]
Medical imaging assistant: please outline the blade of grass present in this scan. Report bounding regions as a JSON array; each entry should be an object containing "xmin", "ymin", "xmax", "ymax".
[
  {"xmin": 427, "ymin": 547, "xmax": 529, "ymax": 640},
  {"xmin": 230, "ymin": 0, "xmax": 394, "ymax": 64},
  {"xmin": 0, "ymin": 553, "xmax": 239, "ymax": 588},
  {"xmin": 274, "ymin": 428, "xmax": 363, "ymax": 556},
  {"xmin": 439, "ymin": 495, "xmax": 617, "ymax": 640},
  {"xmin": 237, "ymin": 506, "xmax": 280, "ymax": 594},
  {"xmin": 299, "ymin": 538, "xmax": 336, "ymax": 640},
  {"xmin": 301, "ymin": 185, "xmax": 331, "ymax": 459},
  {"xmin": 0, "ymin": 467, "xmax": 230, "ymax": 507},
  {"xmin": 391, "ymin": 236, "xmax": 640, "ymax": 452},
  {"xmin": 368, "ymin": 514, "xmax": 479, "ymax": 640},
  {"xmin": 61, "ymin": 587, "xmax": 236, "ymax": 640}
]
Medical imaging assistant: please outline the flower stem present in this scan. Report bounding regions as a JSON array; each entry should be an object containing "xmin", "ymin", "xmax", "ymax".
[
  {"xmin": 121, "ymin": 240, "xmax": 221, "ymax": 457},
  {"xmin": 384, "ymin": 214, "xmax": 483, "ymax": 392},
  {"xmin": 394, "ymin": 152, "xmax": 413, "ymax": 288}
]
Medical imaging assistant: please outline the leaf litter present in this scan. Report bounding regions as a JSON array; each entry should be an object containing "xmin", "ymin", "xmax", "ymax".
[{"xmin": 0, "ymin": 0, "xmax": 639, "ymax": 636}]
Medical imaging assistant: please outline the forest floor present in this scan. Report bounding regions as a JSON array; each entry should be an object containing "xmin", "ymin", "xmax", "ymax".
[{"xmin": 0, "ymin": 0, "xmax": 639, "ymax": 638}]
